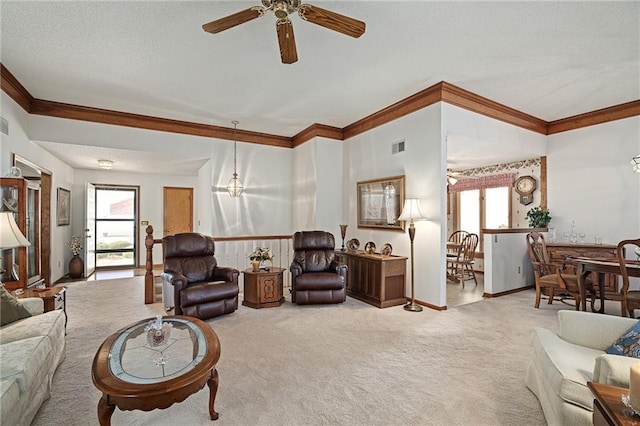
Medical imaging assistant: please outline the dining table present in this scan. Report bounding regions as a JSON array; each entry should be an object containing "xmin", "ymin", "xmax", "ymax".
[{"xmin": 569, "ymin": 256, "xmax": 640, "ymax": 313}]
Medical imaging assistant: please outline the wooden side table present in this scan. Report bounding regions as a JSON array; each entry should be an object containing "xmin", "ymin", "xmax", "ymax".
[
  {"xmin": 242, "ymin": 267, "xmax": 284, "ymax": 308},
  {"xmin": 588, "ymin": 381, "xmax": 638, "ymax": 426},
  {"xmin": 17, "ymin": 286, "xmax": 67, "ymax": 326}
]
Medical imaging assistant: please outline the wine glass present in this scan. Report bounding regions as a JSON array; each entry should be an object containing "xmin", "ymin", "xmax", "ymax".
[{"xmin": 579, "ymin": 232, "xmax": 586, "ymax": 244}]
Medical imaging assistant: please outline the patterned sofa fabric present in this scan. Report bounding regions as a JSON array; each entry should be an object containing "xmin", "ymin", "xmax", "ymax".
[{"xmin": 0, "ymin": 299, "xmax": 66, "ymax": 426}]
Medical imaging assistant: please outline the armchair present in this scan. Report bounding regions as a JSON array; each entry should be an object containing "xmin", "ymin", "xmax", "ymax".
[
  {"xmin": 290, "ymin": 231, "xmax": 347, "ymax": 305},
  {"xmin": 162, "ymin": 233, "xmax": 239, "ymax": 320}
]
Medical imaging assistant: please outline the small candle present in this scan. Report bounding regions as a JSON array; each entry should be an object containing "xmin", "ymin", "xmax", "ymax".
[{"xmin": 630, "ymin": 364, "xmax": 640, "ymax": 409}]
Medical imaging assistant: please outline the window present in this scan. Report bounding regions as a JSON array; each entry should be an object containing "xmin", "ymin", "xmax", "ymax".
[
  {"xmin": 455, "ymin": 186, "xmax": 511, "ymax": 251},
  {"xmin": 94, "ymin": 186, "xmax": 138, "ymax": 267}
]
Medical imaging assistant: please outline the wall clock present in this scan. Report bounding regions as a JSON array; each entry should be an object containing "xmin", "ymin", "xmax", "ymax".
[{"xmin": 515, "ymin": 175, "xmax": 536, "ymax": 206}]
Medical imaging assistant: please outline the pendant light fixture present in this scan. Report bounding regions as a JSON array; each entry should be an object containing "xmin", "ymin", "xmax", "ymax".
[{"xmin": 227, "ymin": 120, "xmax": 244, "ymax": 197}]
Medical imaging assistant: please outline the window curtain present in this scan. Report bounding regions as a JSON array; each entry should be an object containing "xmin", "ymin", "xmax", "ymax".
[{"xmin": 448, "ymin": 173, "xmax": 516, "ymax": 193}]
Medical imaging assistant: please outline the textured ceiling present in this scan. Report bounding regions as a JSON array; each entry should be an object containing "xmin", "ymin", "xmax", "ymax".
[{"xmin": 2, "ymin": 1, "xmax": 639, "ymax": 173}]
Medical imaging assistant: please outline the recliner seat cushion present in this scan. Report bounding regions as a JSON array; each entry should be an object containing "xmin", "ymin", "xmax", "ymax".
[
  {"xmin": 180, "ymin": 281, "xmax": 237, "ymax": 307},
  {"xmin": 294, "ymin": 273, "xmax": 345, "ymax": 290}
]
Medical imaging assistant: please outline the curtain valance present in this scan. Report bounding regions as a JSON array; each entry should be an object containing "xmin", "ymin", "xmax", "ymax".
[{"xmin": 448, "ymin": 173, "xmax": 516, "ymax": 193}]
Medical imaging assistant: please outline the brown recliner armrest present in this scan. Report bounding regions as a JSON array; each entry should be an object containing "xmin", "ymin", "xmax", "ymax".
[
  {"xmin": 162, "ymin": 271, "xmax": 188, "ymax": 315},
  {"xmin": 330, "ymin": 260, "xmax": 348, "ymax": 279},
  {"xmin": 290, "ymin": 262, "xmax": 303, "ymax": 279},
  {"xmin": 212, "ymin": 266, "xmax": 239, "ymax": 284}
]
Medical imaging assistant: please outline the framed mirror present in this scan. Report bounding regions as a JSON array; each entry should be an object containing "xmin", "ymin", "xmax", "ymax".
[{"xmin": 357, "ymin": 175, "xmax": 405, "ymax": 231}]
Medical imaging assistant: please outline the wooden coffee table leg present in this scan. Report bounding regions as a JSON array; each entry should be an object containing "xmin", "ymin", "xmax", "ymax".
[
  {"xmin": 208, "ymin": 369, "xmax": 219, "ymax": 420},
  {"xmin": 97, "ymin": 394, "xmax": 115, "ymax": 426}
]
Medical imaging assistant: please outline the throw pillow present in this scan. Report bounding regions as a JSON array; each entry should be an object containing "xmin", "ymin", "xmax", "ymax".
[
  {"xmin": 606, "ymin": 322, "xmax": 640, "ymax": 357},
  {"xmin": 0, "ymin": 286, "xmax": 31, "ymax": 326}
]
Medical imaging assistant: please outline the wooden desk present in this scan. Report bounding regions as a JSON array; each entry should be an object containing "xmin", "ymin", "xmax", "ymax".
[
  {"xmin": 570, "ymin": 257, "xmax": 640, "ymax": 313},
  {"xmin": 241, "ymin": 267, "xmax": 284, "ymax": 308},
  {"xmin": 588, "ymin": 381, "xmax": 638, "ymax": 426}
]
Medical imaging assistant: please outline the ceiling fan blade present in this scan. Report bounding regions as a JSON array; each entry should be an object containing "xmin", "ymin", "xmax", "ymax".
[
  {"xmin": 202, "ymin": 7, "xmax": 265, "ymax": 34},
  {"xmin": 298, "ymin": 5, "xmax": 365, "ymax": 38},
  {"xmin": 276, "ymin": 19, "xmax": 298, "ymax": 64}
]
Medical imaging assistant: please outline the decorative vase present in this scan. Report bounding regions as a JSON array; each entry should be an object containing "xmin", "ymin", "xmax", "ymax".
[
  {"xmin": 69, "ymin": 254, "xmax": 84, "ymax": 278},
  {"xmin": 252, "ymin": 260, "xmax": 260, "ymax": 272}
]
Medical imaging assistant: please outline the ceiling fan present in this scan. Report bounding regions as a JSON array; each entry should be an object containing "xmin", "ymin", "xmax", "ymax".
[
  {"xmin": 447, "ymin": 169, "xmax": 477, "ymax": 186},
  {"xmin": 202, "ymin": 0, "xmax": 366, "ymax": 64}
]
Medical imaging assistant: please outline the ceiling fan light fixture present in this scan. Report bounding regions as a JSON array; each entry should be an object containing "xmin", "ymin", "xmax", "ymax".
[
  {"xmin": 98, "ymin": 159, "xmax": 113, "ymax": 170},
  {"xmin": 227, "ymin": 121, "xmax": 244, "ymax": 197}
]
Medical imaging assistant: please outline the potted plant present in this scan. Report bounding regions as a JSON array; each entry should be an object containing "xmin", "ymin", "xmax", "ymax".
[
  {"xmin": 67, "ymin": 235, "xmax": 84, "ymax": 278},
  {"xmin": 248, "ymin": 247, "xmax": 273, "ymax": 271},
  {"xmin": 525, "ymin": 207, "xmax": 551, "ymax": 228}
]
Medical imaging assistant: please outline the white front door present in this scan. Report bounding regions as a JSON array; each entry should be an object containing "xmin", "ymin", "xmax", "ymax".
[{"xmin": 84, "ymin": 183, "xmax": 96, "ymax": 277}]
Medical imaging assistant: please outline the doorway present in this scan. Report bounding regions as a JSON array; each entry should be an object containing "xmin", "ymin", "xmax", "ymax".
[
  {"xmin": 163, "ymin": 186, "xmax": 193, "ymax": 236},
  {"xmin": 94, "ymin": 185, "xmax": 139, "ymax": 268}
]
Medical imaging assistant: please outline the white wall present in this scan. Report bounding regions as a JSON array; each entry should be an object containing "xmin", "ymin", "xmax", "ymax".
[
  {"xmin": 72, "ymin": 169, "xmax": 198, "ymax": 267},
  {"xmin": 547, "ymin": 116, "xmax": 640, "ymax": 244},
  {"xmin": 1, "ymin": 93, "xmax": 75, "ymax": 283},
  {"xmin": 483, "ymin": 232, "xmax": 534, "ymax": 294},
  {"xmin": 344, "ymin": 104, "xmax": 445, "ymax": 306},
  {"xmin": 292, "ymin": 139, "xmax": 317, "ymax": 230}
]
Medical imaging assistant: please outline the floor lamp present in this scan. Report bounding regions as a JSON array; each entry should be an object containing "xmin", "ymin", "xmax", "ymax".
[
  {"xmin": 398, "ymin": 198, "xmax": 427, "ymax": 312},
  {"xmin": 0, "ymin": 212, "xmax": 31, "ymax": 285}
]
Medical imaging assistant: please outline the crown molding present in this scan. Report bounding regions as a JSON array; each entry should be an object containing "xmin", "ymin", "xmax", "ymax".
[
  {"xmin": 292, "ymin": 123, "xmax": 343, "ymax": 147},
  {"xmin": 440, "ymin": 82, "xmax": 548, "ymax": 134},
  {"xmin": 2, "ymin": 63, "xmax": 639, "ymax": 146},
  {"xmin": 0, "ymin": 63, "xmax": 33, "ymax": 112},
  {"xmin": 547, "ymin": 99, "xmax": 640, "ymax": 134},
  {"xmin": 343, "ymin": 82, "xmax": 443, "ymax": 140},
  {"xmin": 29, "ymin": 99, "xmax": 292, "ymax": 148}
]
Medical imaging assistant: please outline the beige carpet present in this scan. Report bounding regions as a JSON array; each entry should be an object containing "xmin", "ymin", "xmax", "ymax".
[{"xmin": 32, "ymin": 277, "xmax": 573, "ymax": 426}]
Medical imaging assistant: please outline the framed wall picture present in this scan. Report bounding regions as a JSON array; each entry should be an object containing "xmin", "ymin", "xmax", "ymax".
[
  {"xmin": 357, "ymin": 175, "xmax": 405, "ymax": 231},
  {"xmin": 57, "ymin": 187, "xmax": 70, "ymax": 226}
]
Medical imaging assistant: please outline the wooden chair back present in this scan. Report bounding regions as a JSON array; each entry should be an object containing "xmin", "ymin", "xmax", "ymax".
[
  {"xmin": 459, "ymin": 233, "xmax": 479, "ymax": 262},
  {"xmin": 617, "ymin": 238, "xmax": 640, "ymax": 294},
  {"xmin": 526, "ymin": 232, "xmax": 554, "ymax": 276}
]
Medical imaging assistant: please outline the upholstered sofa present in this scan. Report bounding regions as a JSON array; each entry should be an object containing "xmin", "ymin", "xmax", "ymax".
[
  {"xmin": 0, "ymin": 297, "xmax": 66, "ymax": 425},
  {"xmin": 526, "ymin": 310, "xmax": 640, "ymax": 425}
]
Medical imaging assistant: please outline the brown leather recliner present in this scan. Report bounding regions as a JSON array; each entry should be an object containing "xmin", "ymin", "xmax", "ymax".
[
  {"xmin": 162, "ymin": 233, "xmax": 239, "ymax": 320},
  {"xmin": 290, "ymin": 231, "xmax": 347, "ymax": 305}
]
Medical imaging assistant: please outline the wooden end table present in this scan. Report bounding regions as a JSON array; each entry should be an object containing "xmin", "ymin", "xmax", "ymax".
[
  {"xmin": 17, "ymin": 286, "xmax": 67, "ymax": 326},
  {"xmin": 241, "ymin": 267, "xmax": 284, "ymax": 308},
  {"xmin": 92, "ymin": 315, "xmax": 220, "ymax": 425},
  {"xmin": 588, "ymin": 381, "xmax": 640, "ymax": 426}
]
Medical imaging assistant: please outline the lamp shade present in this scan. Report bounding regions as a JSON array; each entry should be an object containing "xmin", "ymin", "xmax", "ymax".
[
  {"xmin": 398, "ymin": 198, "xmax": 427, "ymax": 222},
  {"xmin": 0, "ymin": 212, "xmax": 30, "ymax": 249}
]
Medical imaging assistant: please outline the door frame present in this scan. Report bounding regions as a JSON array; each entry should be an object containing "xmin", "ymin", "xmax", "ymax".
[{"xmin": 92, "ymin": 184, "xmax": 141, "ymax": 268}]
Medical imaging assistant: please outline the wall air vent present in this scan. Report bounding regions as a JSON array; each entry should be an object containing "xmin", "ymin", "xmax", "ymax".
[
  {"xmin": 392, "ymin": 140, "xmax": 405, "ymax": 155},
  {"xmin": 0, "ymin": 117, "xmax": 8, "ymax": 136}
]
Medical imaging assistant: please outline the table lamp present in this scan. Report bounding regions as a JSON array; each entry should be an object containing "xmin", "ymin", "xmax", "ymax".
[
  {"xmin": 398, "ymin": 198, "xmax": 427, "ymax": 312},
  {"xmin": 0, "ymin": 212, "xmax": 31, "ymax": 284}
]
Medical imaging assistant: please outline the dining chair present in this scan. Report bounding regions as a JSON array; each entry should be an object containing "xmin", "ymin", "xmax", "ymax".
[
  {"xmin": 525, "ymin": 231, "xmax": 595, "ymax": 309},
  {"xmin": 447, "ymin": 230, "xmax": 469, "ymax": 255},
  {"xmin": 447, "ymin": 233, "xmax": 479, "ymax": 288},
  {"xmin": 616, "ymin": 238, "xmax": 640, "ymax": 318}
]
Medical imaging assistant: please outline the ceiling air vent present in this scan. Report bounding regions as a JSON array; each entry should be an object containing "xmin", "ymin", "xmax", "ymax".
[
  {"xmin": 0, "ymin": 117, "xmax": 8, "ymax": 136},
  {"xmin": 392, "ymin": 140, "xmax": 405, "ymax": 155}
]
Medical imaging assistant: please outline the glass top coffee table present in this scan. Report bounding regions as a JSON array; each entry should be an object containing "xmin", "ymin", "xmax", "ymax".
[{"xmin": 92, "ymin": 315, "xmax": 220, "ymax": 425}]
